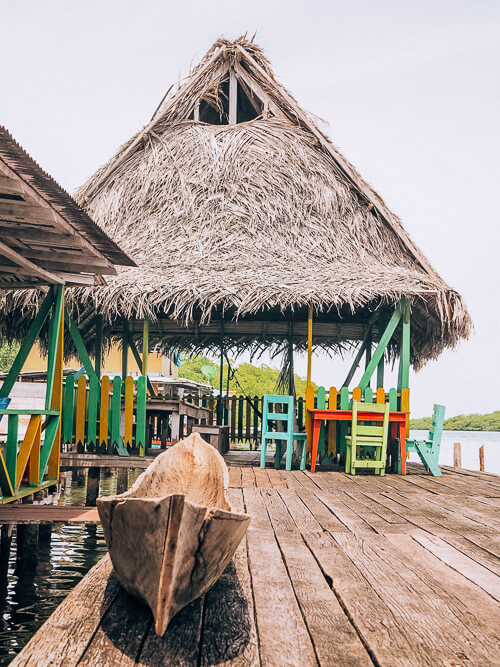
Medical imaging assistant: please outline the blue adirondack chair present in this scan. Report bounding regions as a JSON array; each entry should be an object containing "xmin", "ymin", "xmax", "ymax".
[
  {"xmin": 406, "ymin": 404, "xmax": 445, "ymax": 476},
  {"xmin": 260, "ymin": 395, "xmax": 307, "ymax": 471}
]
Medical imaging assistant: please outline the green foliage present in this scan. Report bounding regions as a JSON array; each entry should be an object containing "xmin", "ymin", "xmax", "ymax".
[
  {"xmin": 0, "ymin": 341, "xmax": 19, "ymax": 373},
  {"xmin": 410, "ymin": 411, "xmax": 500, "ymax": 432},
  {"xmin": 180, "ymin": 355, "xmax": 316, "ymax": 398}
]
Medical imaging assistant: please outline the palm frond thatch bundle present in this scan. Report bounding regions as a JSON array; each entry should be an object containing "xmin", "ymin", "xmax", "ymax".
[{"xmin": 1, "ymin": 37, "xmax": 471, "ymax": 368}]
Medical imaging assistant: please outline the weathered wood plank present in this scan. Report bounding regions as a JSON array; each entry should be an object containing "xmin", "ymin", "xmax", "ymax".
[
  {"xmin": 12, "ymin": 557, "xmax": 119, "ymax": 666},
  {"xmin": 243, "ymin": 488, "xmax": 317, "ymax": 666},
  {"xmin": 263, "ymin": 490, "xmax": 372, "ymax": 666}
]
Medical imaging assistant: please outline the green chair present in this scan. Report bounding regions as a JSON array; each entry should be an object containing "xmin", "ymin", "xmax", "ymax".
[
  {"xmin": 406, "ymin": 404, "xmax": 445, "ymax": 476},
  {"xmin": 345, "ymin": 400, "xmax": 390, "ymax": 475},
  {"xmin": 260, "ymin": 395, "xmax": 307, "ymax": 471}
]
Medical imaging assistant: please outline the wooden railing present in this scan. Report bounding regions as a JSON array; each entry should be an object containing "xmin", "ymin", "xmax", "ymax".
[
  {"xmin": 61, "ymin": 374, "xmax": 147, "ymax": 456},
  {"xmin": 0, "ymin": 409, "xmax": 60, "ymax": 501}
]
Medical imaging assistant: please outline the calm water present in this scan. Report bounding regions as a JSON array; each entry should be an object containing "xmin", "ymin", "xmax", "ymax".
[
  {"xmin": 0, "ymin": 469, "xmax": 142, "ymax": 666},
  {"xmin": 1, "ymin": 433, "xmax": 499, "ymax": 664}
]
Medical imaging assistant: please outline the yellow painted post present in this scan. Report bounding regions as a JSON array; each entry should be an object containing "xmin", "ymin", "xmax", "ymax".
[
  {"xmin": 29, "ymin": 416, "xmax": 42, "ymax": 487},
  {"xmin": 100, "ymin": 376, "xmax": 110, "ymax": 449},
  {"xmin": 376, "ymin": 387, "xmax": 385, "ymax": 404},
  {"xmin": 305, "ymin": 385, "xmax": 315, "ymax": 454},
  {"xmin": 75, "ymin": 375, "xmax": 87, "ymax": 447},
  {"xmin": 48, "ymin": 290, "xmax": 64, "ymax": 480},
  {"xmin": 124, "ymin": 376, "xmax": 134, "ymax": 448},
  {"xmin": 328, "ymin": 387, "xmax": 337, "ymax": 456},
  {"xmin": 401, "ymin": 387, "xmax": 410, "ymax": 433},
  {"xmin": 306, "ymin": 304, "xmax": 313, "ymax": 387},
  {"xmin": 352, "ymin": 387, "xmax": 361, "ymax": 403}
]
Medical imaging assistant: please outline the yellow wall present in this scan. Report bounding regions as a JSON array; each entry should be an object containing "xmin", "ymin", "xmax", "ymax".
[{"xmin": 23, "ymin": 342, "xmax": 178, "ymax": 377}]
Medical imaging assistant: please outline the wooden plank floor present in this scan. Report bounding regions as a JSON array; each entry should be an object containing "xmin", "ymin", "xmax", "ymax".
[
  {"xmin": 0, "ymin": 505, "xmax": 99, "ymax": 524},
  {"xmin": 13, "ymin": 464, "xmax": 500, "ymax": 666}
]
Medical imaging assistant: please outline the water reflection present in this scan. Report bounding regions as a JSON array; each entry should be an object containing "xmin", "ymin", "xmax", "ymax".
[{"xmin": 0, "ymin": 468, "xmax": 142, "ymax": 666}]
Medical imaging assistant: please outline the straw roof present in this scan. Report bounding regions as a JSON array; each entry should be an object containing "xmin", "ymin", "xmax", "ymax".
[{"xmin": 5, "ymin": 37, "xmax": 471, "ymax": 367}]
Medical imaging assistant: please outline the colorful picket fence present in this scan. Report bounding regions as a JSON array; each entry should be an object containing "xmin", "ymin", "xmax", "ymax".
[{"xmin": 61, "ymin": 374, "xmax": 147, "ymax": 456}]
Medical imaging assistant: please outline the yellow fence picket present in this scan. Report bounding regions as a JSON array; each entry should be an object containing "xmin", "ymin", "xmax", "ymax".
[
  {"xmin": 352, "ymin": 386, "xmax": 361, "ymax": 403},
  {"xmin": 28, "ymin": 416, "xmax": 42, "ymax": 487},
  {"xmin": 16, "ymin": 415, "xmax": 42, "ymax": 489},
  {"xmin": 401, "ymin": 387, "xmax": 410, "ymax": 432},
  {"xmin": 376, "ymin": 387, "xmax": 385, "ymax": 404}
]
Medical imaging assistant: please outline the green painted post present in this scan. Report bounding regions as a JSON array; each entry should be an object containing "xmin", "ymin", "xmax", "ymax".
[
  {"xmin": 388, "ymin": 388, "xmax": 398, "ymax": 410},
  {"xmin": 0, "ymin": 289, "xmax": 54, "ymax": 400},
  {"xmin": 339, "ymin": 386, "xmax": 350, "ymax": 461},
  {"xmin": 237, "ymin": 396, "xmax": 244, "ymax": 441},
  {"xmin": 398, "ymin": 298, "xmax": 411, "ymax": 392},
  {"xmin": 45, "ymin": 285, "xmax": 64, "ymax": 410},
  {"xmin": 122, "ymin": 321, "xmax": 129, "ymax": 382},
  {"xmin": 94, "ymin": 315, "xmax": 103, "ymax": 379},
  {"xmin": 142, "ymin": 319, "xmax": 149, "ymax": 379},
  {"xmin": 111, "ymin": 376, "xmax": 122, "ymax": 449},
  {"xmin": 377, "ymin": 354, "xmax": 385, "ymax": 389},
  {"xmin": 62, "ymin": 375, "xmax": 75, "ymax": 444},
  {"xmin": 39, "ymin": 414, "xmax": 60, "ymax": 479},
  {"xmin": 253, "ymin": 396, "xmax": 259, "ymax": 445},
  {"xmin": 66, "ymin": 310, "xmax": 99, "ymax": 385},
  {"xmin": 87, "ymin": 376, "xmax": 99, "ymax": 451},
  {"xmin": 136, "ymin": 376, "xmax": 147, "ymax": 456},
  {"xmin": 6, "ymin": 414, "xmax": 18, "ymax": 491},
  {"xmin": 358, "ymin": 305, "xmax": 403, "ymax": 393}
]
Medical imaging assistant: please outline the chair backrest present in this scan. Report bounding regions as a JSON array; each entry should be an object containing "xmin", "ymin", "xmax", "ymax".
[
  {"xmin": 262, "ymin": 394, "xmax": 294, "ymax": 431},
  {"xmin": 429, "ymin": 404, "xmax": 445, "ymax": 443},
  {"xmin": 351, "ymin": 400, "xmax": 390, "ymax": 443}
]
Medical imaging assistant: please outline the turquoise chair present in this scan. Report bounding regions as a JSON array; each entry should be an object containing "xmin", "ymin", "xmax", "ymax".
[
  {"xmin": 260, "ymin": 395, "xmax": 307, "ymax": 471},
  {"xmin": 406, "ymin": 404, "xmax": 445, "ymax": 476}
]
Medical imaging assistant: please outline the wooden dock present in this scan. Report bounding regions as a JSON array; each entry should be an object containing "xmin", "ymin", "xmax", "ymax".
[
  {"xmin": 12, "ymin": 464, "xmax": 500, "ymax": 666},
  {"xmin": 0, "ymin": 505, "xmax": 99, "ymax": 524}
]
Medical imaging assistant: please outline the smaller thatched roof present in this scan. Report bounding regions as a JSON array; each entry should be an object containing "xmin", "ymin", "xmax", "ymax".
[{"xmin": 2, "ymin": 37, "xmax": 471, "ymax": 368}]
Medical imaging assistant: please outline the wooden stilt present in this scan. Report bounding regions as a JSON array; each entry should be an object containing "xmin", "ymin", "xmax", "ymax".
[
  {"xmin": 85, "ymin": 467, "xmax": 100, "ymax": 507},
  {"xmin": 0, "ymin": 523, "xmax": 13, "ymax": 574},
  {"xmin": 116, "ymin": 468, "xmax": 128, "ymax": 494},
  {"xmin": 479, "ymin": 445, "xmax": 485, "ymax": 472}
]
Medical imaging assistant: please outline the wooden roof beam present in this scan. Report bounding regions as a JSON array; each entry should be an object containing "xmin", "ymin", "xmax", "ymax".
[{"xmin": 0, "ymin": 238, "xmax": 64, "ymax": 284}]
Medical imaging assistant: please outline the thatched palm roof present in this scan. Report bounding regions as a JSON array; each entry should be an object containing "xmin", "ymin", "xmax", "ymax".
[{"xmin": 6, "ymin": 37, "xmax": 471, "ymax": 367}]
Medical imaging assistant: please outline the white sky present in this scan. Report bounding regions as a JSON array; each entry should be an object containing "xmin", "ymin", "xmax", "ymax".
[{"xmin": 1, "ymin": 0, "xmax": 499, "ymax": 417}]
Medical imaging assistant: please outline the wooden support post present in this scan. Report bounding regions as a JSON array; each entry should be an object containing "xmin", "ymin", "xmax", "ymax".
[
  {"xmin": 85, "ymin": 467, "xmax": 100, "ymax": 507},
  {"xmin": 116, "ymin": 468, "xmax": 128, "ymax": 494},
  {"xmin": 0, "ymin": 523, "xmax": 13, "ymax": 575},
  {"xmin": 142, "ymin": 318, "xmax": 149, "ymax": 378},
  {"xmin": 73, "ymin": 468, "xmax": 86, "ymax": 486},
  {"xmin": 377, "ymin": 354, "xmax": 385, "ymax": 389},
  {"xmin": 48, "ymin": 286, "xmax": 64, "ymax": 480},
  {"xmin": 45, "ymin": 286, "xmax": 64, "ymax": 410},
  {"xmin": 398, "ymin": 298, "xmax": 411, "ymax": 392},
  {"xmin": 16, "ymin": 523, "xmax": 39, "ymax": 571},
  {"xmin": 39, "ymin": 523, "xmax": 52, "ymax": 546},
  {"xmin": 342, "ymin": 326, "xmax": 373, "ymax": 388},
  {"xmin": 453, "ymin": 442, "xmax": 462, "ymax": 469},
  {"xmin": 358, "ymin": 305, "xmax": 403, "ymax": 393},
  {"xmin": 479, "ymin": 445, "xmax": 485, "ymax": 472},
  {"xmin": 218, "ymin": 337, "xmax": 224, "ymax": 426},
  {"xmin": 122, "ymin": 321, "xmax": 129, "ymax": 382},
  {"xmin": 306, "ymin": 309, "xmax": 313, "ymax": 390},
  {"xmin": 229, "ymin": 67, "xmax": 237, "ymax": 124},
  {"xmin": 94, "ymin": 315, "xmax": 103, "ymax": 379}
]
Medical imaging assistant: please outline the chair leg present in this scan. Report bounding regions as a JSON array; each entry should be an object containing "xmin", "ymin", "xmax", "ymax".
[
  {"xmin": 285, "ymin": 435, "xmax": 293, "ymax": 471},
  {"xmin": 345, "ymin": 444, "xmax": 351, "ymax": 474},
  {"xmin": 300, "ymin": 440, "xmax": 307, "ymax": 470},
  {"xmin": 260, "ymin": 436, "xmax": 267, "ymax": 469},
  {"xmin": 274, "ymin": 441, "xmax": 282, "ymax": 470}
]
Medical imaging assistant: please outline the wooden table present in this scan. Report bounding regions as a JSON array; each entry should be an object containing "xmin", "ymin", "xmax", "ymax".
[{"xmin": 308, "ymin": 409, "xmax": 409, "ymax": 474}]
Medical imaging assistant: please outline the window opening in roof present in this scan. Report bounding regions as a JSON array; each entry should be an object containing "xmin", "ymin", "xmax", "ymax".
[{"xmin": 192, "ymin": 72, "xmax": 262, "ymax": 125}]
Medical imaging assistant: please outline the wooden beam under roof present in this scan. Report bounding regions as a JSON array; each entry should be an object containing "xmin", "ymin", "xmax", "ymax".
[{"xmin": 0, "ymin": 239, "xmax": 63, "ymax": 283}]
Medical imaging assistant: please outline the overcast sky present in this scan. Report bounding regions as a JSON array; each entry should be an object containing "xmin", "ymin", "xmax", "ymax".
[{"xmin": 2, "ymin": 1, "xmax": 499, "ymax": 417}]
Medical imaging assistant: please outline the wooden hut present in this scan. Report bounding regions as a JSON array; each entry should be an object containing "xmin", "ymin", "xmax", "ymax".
[
  {"xmin": 1, "ymin": 38, "xmax": 471, "ymax": 466},
  {"xmin": 0, "ymin": 125, "xmax": 133, "ymax": 502}
]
